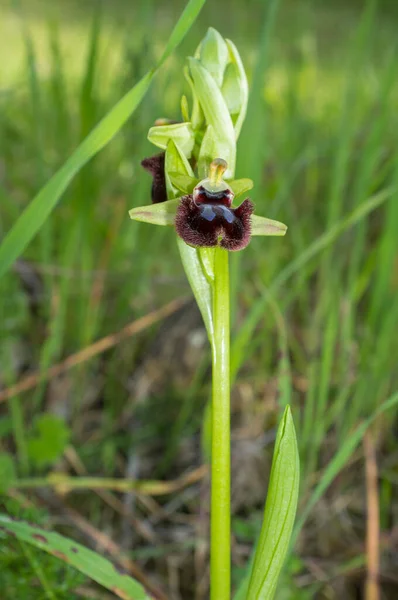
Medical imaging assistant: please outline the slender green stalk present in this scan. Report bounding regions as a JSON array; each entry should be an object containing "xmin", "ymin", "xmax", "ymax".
[{"xmin": 211, "ymin": 246, "xmax": 231, "ymax": 600}]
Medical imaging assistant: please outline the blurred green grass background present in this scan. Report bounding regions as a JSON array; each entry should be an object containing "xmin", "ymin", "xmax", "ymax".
[{"xmin": 1, "ymin": 0, "xmax": 398, "ymax": 598}]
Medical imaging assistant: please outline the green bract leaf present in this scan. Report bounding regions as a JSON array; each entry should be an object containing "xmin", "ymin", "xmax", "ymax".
[
  {"xmin": 0, "ymin": 0, "xmax": 206, "ymax": 280},
  {"xmin": 177, "ymin": 238, "xmax": 214, "ymax": 343},
  {"xmin": 246, "ymin": 406, "xmax": 300, "ymax": 600},
  {"xmin": 251, "ymin": 214, "xmax": 287, "ymax": 236},
  {"xmin": 188, "ymin": 57, "xmax": 236, "ymax": 177},
  {"xmin": 148, "ymin": 122, "xmax": 195, "ymax": 158},
  {"xmin": 221, "ymin": 62, "xmax": 242, "ymax": 116},
  {"xmin": 0, "ymin": 516, "xmax": 150, "ymax": 600},
  {"xmin": 229, "ymin": 178, "xmax": 253, "ymax": 198},
  {"xmin": 184, "ymin": 66, "xmax": 204, "ymax": 131},
  {"xmin": 129, "ymin": 199, "xmax": 179, "ymax": 226},
  {"xmin": 225, "ymin": 39, "xmax": 249, "ymax": 138},
  {"xmin": 199, "ymin": 247, "xmax": 215, "ymax": 282},
  {"xmin": 198, "ymin": 27, "xmax": 229, "ymax": 88}
]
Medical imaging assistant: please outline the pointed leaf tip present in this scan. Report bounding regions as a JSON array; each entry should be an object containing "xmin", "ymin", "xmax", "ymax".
[{"xmin": 246, "ymin": 405, "xmax": 299, "ymax": 600}]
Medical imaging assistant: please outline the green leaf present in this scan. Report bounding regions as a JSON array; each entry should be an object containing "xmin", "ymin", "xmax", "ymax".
[
  {"xmin": 198, "ymin": 247, "xmax": 215, "ymax": 282},
  {"xmin": 0, "ymin": 516, "xmax": 150, "ymax": 600},
  {"xmin": 251, "ymin": 214, "xmax": 287, "ymax": 236},
  {"xmin": 148, "ymin": 122, "xmax": 195, "ymax": 158},
  {"xmin": 177, "ymin": 239, "xmax": 214, "ymax": 343},
  {"xmin": 246, "ymin": 406, "xmax": 300, "ymax": 600},
  {"xmin": 27, "ymin": 414, "xmax": 70, "ymax": 467},
  {"xmin": 129, "ymin": 199, "xmax": 179, "ymax": 226},
  {"xmin": 0, "ymin": 453, "xmax": 16, "ymax": 493},
  {"xmin": 0, "ymin": 0, "xmax": 206, "ymax": 280},
  {"xmin": 189, "ymin": 57, "xmax": 236, "ymax": 177}
]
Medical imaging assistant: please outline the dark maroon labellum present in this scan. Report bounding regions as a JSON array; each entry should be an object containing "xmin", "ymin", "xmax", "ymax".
[{"xmin": 175, "ymin": 185, "xmax": 254, "ymax": 251}]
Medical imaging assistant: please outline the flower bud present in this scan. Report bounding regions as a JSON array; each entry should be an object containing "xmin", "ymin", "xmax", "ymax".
[
  {"xmin": 224, "ymin": 39, "xmax": 248, "ymax": 138},
  {"xmin": 197, "ymin": 27, "xmax": 229, "ymax": 88}
]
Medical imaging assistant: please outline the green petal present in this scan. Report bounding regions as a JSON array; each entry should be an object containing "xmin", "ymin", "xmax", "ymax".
[
  {"xmin": 169, "ymin": 172, "xmax": 198, "ymax": 195},
  {"xmin": 129, "ymin": 198, "xmax": 179, "ymax": 226},
  {"xmin": 165, "ymin": 139, "xmax": 194, "ymax": 197},
  {"xmin": 148, "ymin": 122, "xmax": 195, "ymax": 158},
  {"xmin": 229, "ymin": 178, "xmax": 253, "ymax": 198},
  {"xmin": 251, "ymin": 214, "xmax": 287, "ymax": 236}
]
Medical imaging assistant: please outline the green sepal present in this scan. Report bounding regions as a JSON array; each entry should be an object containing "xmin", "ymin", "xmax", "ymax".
[
  {"xmin": 251, "ymin": 214, "xmax": 287, "ymax": 236},
  {"xmin": 246, "ymin": 406, "xmax": 300, "ymax": 600},
  {"xmin": 188, "ymin": 57, "xmax": 236, "ymax": 177},
  {"xmin": 198, "ymin": 27, "xmax": 229, "ymax": 88},
  {"xmin": 229, "ymin": 178, "xmax": 253, "ymax": 198},
  {"xmin": 148, "ymin": 122, "xmax": 195, "ymax": 158},
  {"xmin": 129, "ymin": 198, "xmax": 179, "ymax": 226}
]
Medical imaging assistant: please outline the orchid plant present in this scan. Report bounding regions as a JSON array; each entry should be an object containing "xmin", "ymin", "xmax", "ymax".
[{"xmin": 130, "ymin": 28, "xmax": 299, "ymax": 600}]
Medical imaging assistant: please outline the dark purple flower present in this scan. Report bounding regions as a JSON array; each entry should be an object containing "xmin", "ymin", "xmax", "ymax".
[
  {"xmin": 141, "ymin": 153, "xmax": 167, "ymax": 204},
  {"xmin": 175, "ymin": 184, "xmax": 254, "ymax": 251}
]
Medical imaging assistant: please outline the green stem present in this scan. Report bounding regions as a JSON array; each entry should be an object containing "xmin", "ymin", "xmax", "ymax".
[{"xmin": 211, "ymin": 246, "xmax": 231, "ymax": 600}]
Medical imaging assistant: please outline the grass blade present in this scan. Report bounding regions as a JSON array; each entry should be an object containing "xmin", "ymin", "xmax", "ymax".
[
  {"xmin": 0, "ymin": 0, "xmax": 206, "ymax": 280},
  {"xmin": 0, "ymin": 515, "xmax": 150, "ymax": 600}
]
